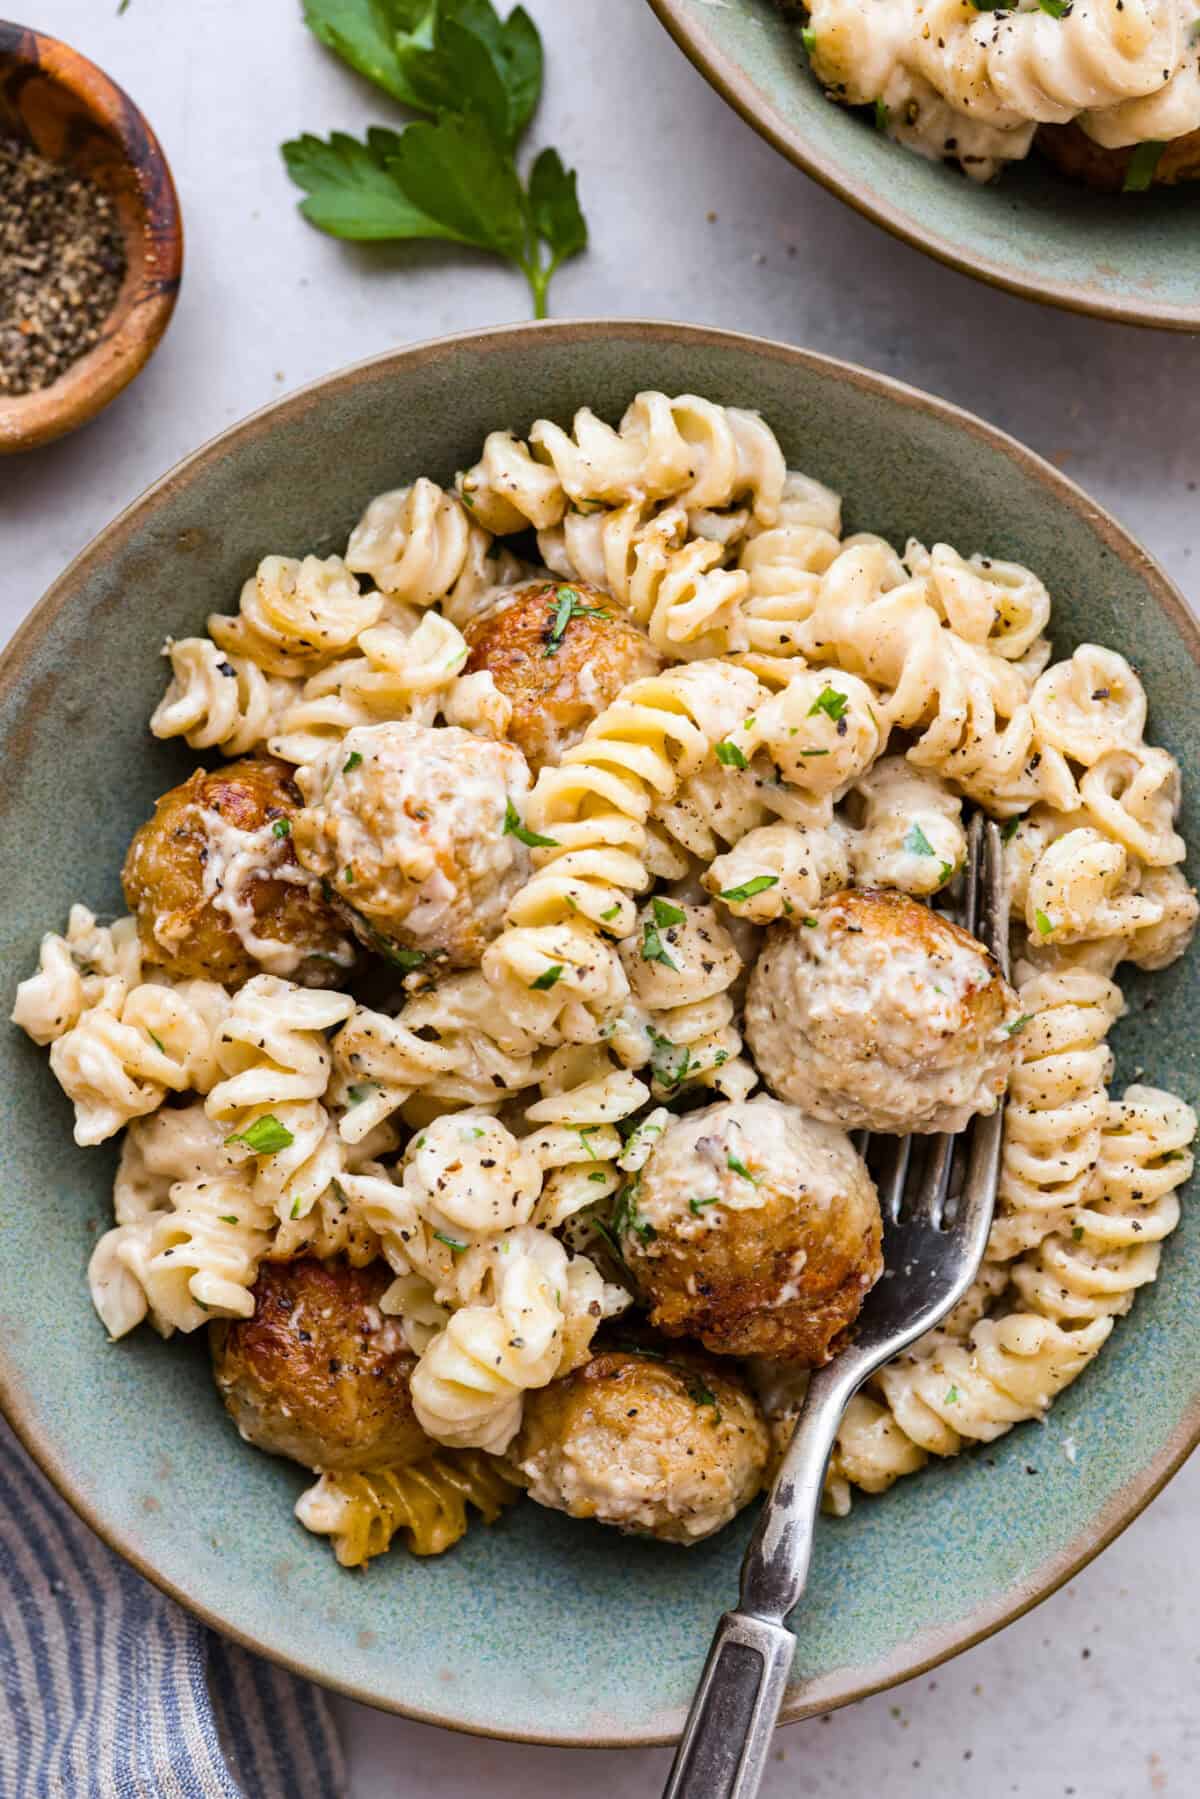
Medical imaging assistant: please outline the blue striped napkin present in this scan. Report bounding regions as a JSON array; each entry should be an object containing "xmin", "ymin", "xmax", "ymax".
[{"xmin": 0, "ymin": 1422, "xmax": 346, "ymax": 1799}]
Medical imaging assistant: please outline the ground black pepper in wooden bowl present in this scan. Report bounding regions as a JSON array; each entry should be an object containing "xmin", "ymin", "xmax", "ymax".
[{"xmin": 0, "ymin": 133, "xmax": 128, "ymax": 397}]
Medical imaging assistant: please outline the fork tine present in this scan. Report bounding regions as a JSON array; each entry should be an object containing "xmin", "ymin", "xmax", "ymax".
[
  {"xmin": 878, "ymin": 1134, "xmax": 912, "ymax": 1224},
  {"xmin": 899, "ymin": 813, "xmax": 1007, "ymax": 1230},
  {"xmin": 906, "ymin": 1132, "xmax": 955, "ymax": 1227}
]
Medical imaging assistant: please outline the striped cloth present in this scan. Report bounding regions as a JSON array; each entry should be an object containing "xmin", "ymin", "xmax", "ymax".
[{"xmin": 0, "ymin": 1422, "xmax": 346, "ymax": 1799}]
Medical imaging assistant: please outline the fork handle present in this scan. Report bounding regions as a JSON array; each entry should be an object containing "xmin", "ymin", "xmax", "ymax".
[{"xmin": 660, "ymin": 1609, "xmax": 796, "ymax": 1799}]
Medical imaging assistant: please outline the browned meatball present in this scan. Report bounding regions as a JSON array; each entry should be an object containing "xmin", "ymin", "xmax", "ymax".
[
  {"xmin": 463, "ymin": 579, "xmax": 662, "ymax": 772},
  {"xmin": 1036, "ymin": 122, "xmax": 1200, "ymax": 191},
  {"xmin": 618, "ymin": 1096, "xmax": 883, "ymax": 1365},
  {"xmin": 510, "ymin": 1348, "xmax": 769, "ymax": 1542},
  {"xmin": 745, "ymin": 890, "xmax": 1019, "ymax": 1135},
  {"xmin": 122, "ymin": 756, "xmax": 355, "ymax": 986},
  {"xmin": 210, "ymin": 1258, "xmax": 432, "ymax": 1472}
]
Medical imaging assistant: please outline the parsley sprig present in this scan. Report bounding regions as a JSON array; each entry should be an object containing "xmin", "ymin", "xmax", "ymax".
[{"xmin": 284, "ymin": 0, "xmax": 587, "ymax": 317}]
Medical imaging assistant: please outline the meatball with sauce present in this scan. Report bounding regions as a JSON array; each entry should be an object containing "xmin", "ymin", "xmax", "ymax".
[
  {"xmin": 291, "ymin": 719, "xmax": 533, "ymax": 969},
  {"xmin": 210, "ymin": 1258, "xmax": 432, "ymax": 1473},
  {"xmin": 462, "ymin": 579, "xmax": 661, "ymax": 773},
  {"xmin": 618, "ymin": 1095, "xmax": 883, "ymax": 1365},
  {"xmin": 745, "ymin": 890, "xmax": 1020, "ymax": 1136},
  {"xmin": 122, "ymin": 757, "xmax": 356, "ymax": 987},
  {"xmin": 1036, "ymin": 122, "xmax": 1200, "ymax": 192},
  {"xmin": 509, "ymin": 1347, "xmax": 769, "ymax": 1543}
]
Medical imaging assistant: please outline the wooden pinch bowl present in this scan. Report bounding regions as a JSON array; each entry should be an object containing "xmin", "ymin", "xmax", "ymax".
[{"xmin": 0, "ymin": 22, "xmax": 183, "ymax": 453}]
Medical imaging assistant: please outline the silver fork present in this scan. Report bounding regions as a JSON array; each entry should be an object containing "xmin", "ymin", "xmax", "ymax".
[{"xmin": 662, "ymin": 814, "xmax": 1010, "ymax": 1799}]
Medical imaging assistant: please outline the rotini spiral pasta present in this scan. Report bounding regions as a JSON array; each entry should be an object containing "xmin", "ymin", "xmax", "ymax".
[
  {"xmin": 829, "ymin": 1081, "xmax": 1195, "ymax": 1506},
  {"xmin": 458, "ymin": 393, "xmax": 786, "ymax": 534},
  {"xmin": 845, "ymin": 759, "xmax": 965, "ymax": 896},
  {"xmin": 12, "ymin": 906, "xmax": 142, "ymax": 1046},
  {"xmin": 409, "ymin": 1228, "xmax": 609, "ymax": 1453},
  {"xmin": 987, "ymin": 965, "xmax": 1124, "ymax": 1260},
  {"xmin": 540, "ymin": 499, "xmax": 751, "ymax": 660},
  {"xmin": 801, "ymin": 0, "xmax": 1198, "ymax": 180},
  {"xmin": 46, "ymin": 974, "xmax": 230, "ymax": 1146},
  {"xmin": 295, "ymin": 1451, "xmax": 521, "ymax": 1565},
  {"xmin": 205, "ymin": 976, "xmax": 354, "ymax": 1221},
  {"xmin": 610, "ymin": 900, "xmax": 755, "ymax": 1100},
  {"xmin": 524, "ymin": 1053, "xmax": 650, "ymax": 1228},
  {"xmin": 208, "ymin": 553, "xmax": 381, "ymax": 677},
  {"xmin": 703, "ymin": 820, "xmax": 850, "ymax": 923},
  {"xmin": 345, "ymin": 477, "xmax": 500, "ymax": 613},
  {"xmin": 150, "ymin": 637, "xmax": 300, "ymax": 759},
  {"xmin": 267, "ymin": 613, "xmax": 469, "ymax": 764},
  {"xmin": 501, "ymin": 659, "xmax": 764, "ymax": 942}
]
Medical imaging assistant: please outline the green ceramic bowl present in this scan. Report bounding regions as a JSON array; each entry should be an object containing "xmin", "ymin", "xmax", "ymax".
[
  {"xmin": 2, "ymin": 321, "xmax": 1197, "ymax": 1744},
  {"xmin": 648, "ymin": 0, "xmax": 1200, "ymax": 332}
]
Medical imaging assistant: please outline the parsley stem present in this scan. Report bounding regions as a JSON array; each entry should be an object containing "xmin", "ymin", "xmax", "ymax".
[{"xmin": 524, "ymin": 248, "xmax": 559, "ymax": 320}]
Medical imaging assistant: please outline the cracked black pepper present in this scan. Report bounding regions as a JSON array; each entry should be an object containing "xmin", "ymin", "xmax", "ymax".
[{"xmin": 1, "ymin": 135, "xmax": 127, "ymax": 397}]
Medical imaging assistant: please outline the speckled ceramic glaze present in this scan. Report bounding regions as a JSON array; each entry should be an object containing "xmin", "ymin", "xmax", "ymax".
[
  {"xmin": 1, "ymin": 322, "xmax": 1197, "ymax": 1744},
  {"xmin": 648, "ymin": 0, "xmax": 1200, "ymax": 331}
]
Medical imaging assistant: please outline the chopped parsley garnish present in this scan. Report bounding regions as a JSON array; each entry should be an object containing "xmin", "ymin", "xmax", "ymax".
[
  {"xmin": 600, "ymin": 903, "xmax": 621, "ymax": 922},
  {"xmin": 343, "ymin": 750, "xmax": 363, "ymax": 772},
  {"xmin": 808, "ymin": 684, "xmax": 849, "ymax": 722},
  {"xmin": 641, "ymin": 919, "xmax": 679, "ymax": 970},
  {"xmin": 529, "ymin": 963, "xmax": 564, "ymax": 990},
  {"xmin": 1037, "ymin": 0, "xmax": 1073, "ymax": 14},
  {"xmin": 903, "ymin": 821, "xmax": 937, "ymax": 859},
  {"xmin": 874, "ymin": 100, "xmax": 890, "ymax": 132},
  {"xmin": 715, "ymin": 739, "xmax": 748, "ymax": 770},
  {"xmin": 719, "ymin": 874, "xmax": 779, "ymax": 903},
  {"xmin": 688, "ymin": 1379, "xmax": 721, "ymax": 1420},
  {"xmin": 575, "ymin": 1126, "xmax": 600, "ymax": 1160},
  {"xmin": 357, "ymin": 919, "xmax": 427, "ymax": 972},
  {"xmin": 1034, "ymin": 909, "xmax": 1055, "ymax": 937},
  {"xmin": 588, "ymin": 1170, "xmax": 608, "ymax": 1183},
  {"xmin": 378, "ymin": 939, "xmax": 426, "ymax": 971},
  {"xmin": 543, "ymin": 585, "xmax": 610, "ymax": 655},
  {"xmin": 1004, "ymin": 1015, "xmax": 1034, "ymax": 1037},
  {"xmin": 1163, "ymin": 1149, "xmax": 1187, "ymax": 1162},
  {"xmin": 218, "ymin": 1215, "xmax": 239, "ymax": 1226},
  {"xmin": 801, "ymin": 25, "xmax": 817, "ymax": 53},
  {"xmin": 290, "ymin": 1196, "xmax": 305, "ymax": 1220},
  {"xmin": 799, "ymin": 747, "xmax": 830, "ymax": 757},
  {"xmin": 271, "ymin": 817, "xmax": 291, "ymax": 839},
  {"xmin": 1001, "ymin": 816, "xmax": 1022, "ymax": 844},
  {"xmin": 346, "ymin": 1081, "xmax": 378, "ymax": 1104},
  {"xmin": 945, "ymin": 1385, "xmax": 960, "ymax": 1405},
  {"xmin": 613, "ymin": 1180, "xmax": 656, "ymax": 1244},
  {"xmin": 433, "ymin": 1230, "xmax": 468, "ymax": 1254},
  {"xmin": 1123, "ymin": 141, "xmax": 1166, "ymax": 193},
  {"xmin": 727, "ymin": 1153, "xmax": 758, "ymax": 1184},
  {"xmin": 651, "ymin": 895, "xmax": 686, "ymax": 928},
  {"xmin": 343, "ymin": 865, "xmax": 354, "ymax": 883},
  {"xmin": 689, "ymin": 1195, "xmax": 720, "ymax": 1215},
  {"xmin": 1072, "ymin": 1225, "xmax": 1084, "ymax": 1241},
  {"xmin": 646, "ymin": 1026, "xmax": 692, "ymax": 1090},
  {"xmin": 224, "ymin": 1114, "xmax": 294, "ymax": 1155},
  {"xmin": 503, "ymin": 797, "xmax": 559, "ymax": 849},
  {"xmin": 802, "ymin": 915, "xmax": 819, "ymax": 928},
  {"xmin": 147, "ymin": 1030, "xmax": 166, "ymax": 1054}
]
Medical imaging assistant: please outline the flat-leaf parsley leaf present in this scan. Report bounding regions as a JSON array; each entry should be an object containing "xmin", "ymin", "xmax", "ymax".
[{"xmin": 285, "ymin": 0, "xmax": 587, "ymax": 317}]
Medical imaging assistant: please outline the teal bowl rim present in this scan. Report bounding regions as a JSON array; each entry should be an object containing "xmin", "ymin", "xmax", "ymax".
[
  {"xmin": 2, "ymin": 318, "xmax": 1199, "ymax": 1743},
  {"xmin": 646, "ymin": 0, "xmax": 1200, "ymax": 335}
]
